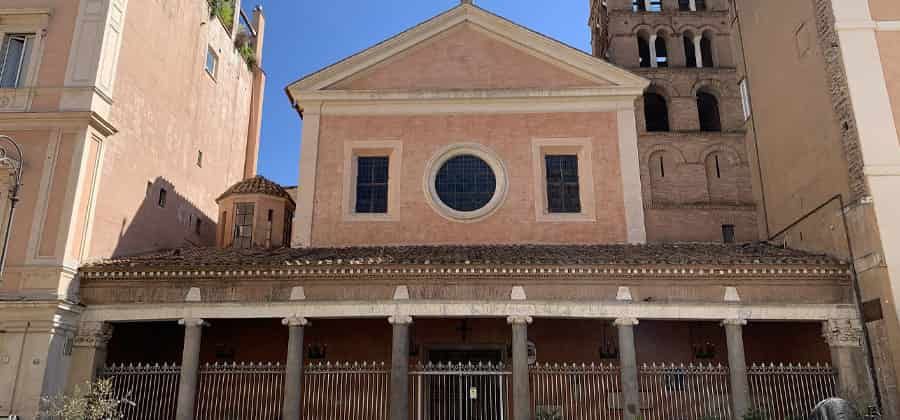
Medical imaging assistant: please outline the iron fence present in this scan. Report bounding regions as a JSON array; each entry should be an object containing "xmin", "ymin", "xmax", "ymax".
[
  {"xmin": 99, "ymin": 363, "xmax": 180, "ymax": 420},
  {"xmin": 749, "ymin": 362, "xmax": 838, "ymax": 419},
  {"xmin": 410, "ymin": 362, "xmax": 512, "ymax": 420},
  {"xmin": 530, "ymin": 362, "xmax": 622, "ymax": 420},
  {"xmin": 195, "ymin": 362, "xmax": 285, "ymax": 420},
  {"xmin": 639, "ymin": 362, "xmax": 732, "ymax": 420},
  {"xmin": 301, "ymin": 361, "xmax": 390, "ymax": 420}
]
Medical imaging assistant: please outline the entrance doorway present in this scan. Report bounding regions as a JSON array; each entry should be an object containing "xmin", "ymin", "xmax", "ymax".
[{"xmin": 414, "ymin": 347, "xmax": 510, "ymax": 420}]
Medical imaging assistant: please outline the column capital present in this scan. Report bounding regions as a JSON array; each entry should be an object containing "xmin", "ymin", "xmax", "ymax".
[
  {"xmin": 388, "ymin": 315, "xmax": 413, "ymax": 325},
  {"xmin": 73, "ymin": 321, "xmax": 114, "ymax": 349},
  {"xmin": 507, "ymin": 315, "xmax": 533, "ymax": 325},
  {"xmin": 614, "ymin": 317, "xmax": 639, "ymax": 326},
  {"xmin": 822, "ymin": 319, "xmax": 863, "ymax": 348},
  {"xmin": 178, "ymin": 318, "xmax": 208, "ymax": 327},
  {"xmin": 721, "ymin": 318, "xmax": 748, "ymax": 327},
  {"xmin": 282, "ymin": 316, "xmax": 309, "ymax": 327}
]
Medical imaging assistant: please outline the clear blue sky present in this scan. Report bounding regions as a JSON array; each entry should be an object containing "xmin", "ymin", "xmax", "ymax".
[{"xmin": 247, "ymin": 0, "xmax": 592, "ymax": 186}]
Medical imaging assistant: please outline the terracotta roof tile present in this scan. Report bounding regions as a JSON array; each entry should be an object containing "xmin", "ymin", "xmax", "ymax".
[
  {"xmin": 82, "ymin": 242, "xmax": 843, "ymax": 272},
  {"xmin": 216, "ymin": 175, "xmax": 294, "ymax": 203}
]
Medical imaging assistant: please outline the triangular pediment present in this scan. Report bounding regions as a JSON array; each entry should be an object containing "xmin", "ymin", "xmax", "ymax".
[{"xmin": 287, "ymin": 3, "xmax": 648, "ymax": 103}]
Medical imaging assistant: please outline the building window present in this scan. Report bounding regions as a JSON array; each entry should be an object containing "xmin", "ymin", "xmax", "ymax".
[
  {"xmin": 435, "ymin": 155, "xmax": 496, "ymax": 212},
  {"xmin": 684, "ymin": 35, "xmax": 697, "ymax": 67},
  {"xmin": 632, "ymin": 0, "xmax": 646, "ymax": 11},
  {"xmin": 232, "ymin": 203, "xmax": 254, "ymax": 249},
  {"xmin": 700, "ymin": 33, "xmax": 714, "ymax": 68},
  {"xmin": 697, "ymin": 90, "xmax": 722, "ymax": 132},
  {"xmin": 195, "ymin": 218, "xmax": 203, "ymax": 235},
  {"xmin": 739, "ymin": 79, "xmax": 752, "ymax": 120},
  {"xmin": 283, "ymin": 209, "xmax": 293, "ymax": 247},
  {"xmin": 637, "ymin": 35, "xmax": 652, "ymax": 68},
  {"xmin": 0, "ymin": 34, "xmax": 35, "ymax": 88},
  {"xmin": 355, "ymin": 156, "xmax": 389, "ymax": 213},
  {"xmin": 426, "ymin": 144, "xmax": 507, "ymax": 221},
  {"xmin": 696, "ymin": 0, "xmax": 707, "ymax": 10},
  {"xmin": 197, "ymin": 151, "xmax": 203, "ymax": 167},
  {"xmin": 157, "ymin": 188, "xmax": 167, "ymax": 208},
  {"xmin": 205, "ymin": 46, "xmax": 218, "ymax": 79},
  {"xmin": 722, "ymin": 224, "xmax": 735, "ymax": 244},
  {"xmin": 655, "ymin": 34, "xmax": 668, "ymax": 67},
  {"xmin": 678, "ymin": 0, "xmax": 691, "ymax": 11},
  {"xmin": 644, "ymin": 92, "xmax": 670, "ymax": 132},
  {"xmin": 648, "ymin": 0, "xmax": 662, "ymax": 12},
  {"xmin": 545, "ymin": 155, "xmax": 581, "ymax": 213}
]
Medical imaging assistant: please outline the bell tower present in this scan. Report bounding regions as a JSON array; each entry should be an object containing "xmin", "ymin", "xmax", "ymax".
[{"xmin": 588, "ymin": 0, "xmax": 758, "ymax": 243}]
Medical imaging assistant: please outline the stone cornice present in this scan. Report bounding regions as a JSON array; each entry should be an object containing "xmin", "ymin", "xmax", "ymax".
[{"xmin": 79, "ymin": 263, "xmax": 850, "ymax": 282}]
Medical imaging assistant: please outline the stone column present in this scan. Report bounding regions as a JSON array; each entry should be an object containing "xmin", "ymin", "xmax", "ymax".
[
  {"xmin": 693, "ymin": 36, "xmax": 703, "ymax": 68},
  {"xmin": 615, "ymin": 318, "xmax": 640, "ymax": 420},
  {"xmin": 723, "ymin": 319, "xmax": 750, "ymax": 418},
  {"xmin": 508, "ymin": 315, "xmax": 532, "ymax": 420},
  {"xmin": 389, "ymin": 315, "xmax": 412, "ymax": 420},
  {"xmin": 823, "ymin": 319, "xmax": 875, "ymax": 404},
  {"xmin": 175, "ymin": 318, "xmax": 206, "ymax": 420},
  {"xmin": 282, "ymin": 317, "xmax": 308, "ymax": 420},
  {"xmin": 649, "ymin": 34, "xmax": 659, "ymax": 68},
  {"xmin": 67, "ymin": 321, "xmax": 114, "ymax": 392}
]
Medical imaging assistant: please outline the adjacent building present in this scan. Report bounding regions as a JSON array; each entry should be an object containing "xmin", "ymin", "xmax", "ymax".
[{"xmin": 0, "ymin": 0, "xmax": 265, "ymax": 417}]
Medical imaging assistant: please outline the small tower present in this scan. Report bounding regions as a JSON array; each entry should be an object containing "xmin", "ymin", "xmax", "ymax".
[{"xmin": 216, "ymin": 175, "xmax": 295, "ymax": 249}]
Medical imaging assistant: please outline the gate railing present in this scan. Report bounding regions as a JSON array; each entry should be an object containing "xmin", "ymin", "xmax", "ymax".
[
  {"xmin": 749, "ymin": 362, "xmax": 837, "ymax": 419},
  {"xmin": 302, "ymin": 361, "xmax": 390, "ymax": 420},
  {"xmin": 530, "ymin": 362, "xmax": 622, "ymax": 420},
  {"xmin": 195, "ymin": 362, "xmax": 285, "ymax": 420},
  {"xmin": 99, "ymin": 363, "xmax": 181, "ymax": 420},
  {"xmin": 639, "ymin": 362, "xmax": 732, "ymax": 420},
  {"xmin": 410, "ymin": 362, "xmax": 512, "ymax": 420}
]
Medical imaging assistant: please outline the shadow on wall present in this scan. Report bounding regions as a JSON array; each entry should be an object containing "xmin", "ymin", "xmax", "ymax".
[{"xmin": 111, "ymin": 177, "xmax": 216, "ymax": 258}]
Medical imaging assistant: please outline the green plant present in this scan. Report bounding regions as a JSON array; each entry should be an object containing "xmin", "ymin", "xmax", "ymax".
[
  {"xmin": 742, "ymin": 408, "xmax": 769, "ymax": 420},
  {"xmin": 233, "ymin": 28, "xmax": 256, "ymax": 67},
  {"xmin": 209, "ymin": 0, "xmax": 234, "ymax": 31},
  {"xmin": 39, "ymin": 379, "xmax": 133, "ymax": 420},
  {"xmin": 535, "ymin": 406, "xmax": 562, "ymax": 420}
]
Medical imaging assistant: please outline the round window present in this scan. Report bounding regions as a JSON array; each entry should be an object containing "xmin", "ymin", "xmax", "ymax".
[
  {"xmin": 424, "ymin": 144, "xmax": 508, "ymax": 222},
  {"xmin": 435, "ymin": 155, "xmax": 497, "ymax": 212}
]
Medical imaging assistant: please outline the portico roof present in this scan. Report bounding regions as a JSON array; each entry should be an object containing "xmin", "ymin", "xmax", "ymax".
[{"xmin": 81, "ymin": 242, "xmax": 843, "ymax": 275}]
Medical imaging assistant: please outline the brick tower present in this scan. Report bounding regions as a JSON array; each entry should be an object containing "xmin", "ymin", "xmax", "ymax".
[{"xmin": 590, "ymin": 0, "xmax": 758, "ymax": 243}]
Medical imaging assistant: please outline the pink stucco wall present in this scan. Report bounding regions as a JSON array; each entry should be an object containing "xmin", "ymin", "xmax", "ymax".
[
  {"xmin": 877, "ymin": 32, "xmax": 900, "ymax": 145},
  {"xmin": 330, "ymin": 24, "xmax": 600, "ymax": 91},
  {"xmin": 310, "ymin": 112, "xmax": 628, "ymax": 247}
]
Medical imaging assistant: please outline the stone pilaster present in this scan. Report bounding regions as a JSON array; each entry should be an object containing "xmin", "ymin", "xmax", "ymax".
[
  {"xmin": 508, "ymin": 315, "xmax": 532, "ymax": 420},
  {"xmin": 823, "ymin": 319, "xmax": 875, "ymax": 405},
  {"xmin": 66, "ymin": 321, "xmax": 114, "ymax": 392},
  {"xmin": 175, "ymin": 318, "xmax": 206, "ymax": 420},
  {"xmin": 282, "ymin": 317, "xmax": 308, "ymax": 420},
  {"xmin": 389, "ymin": 315, "xmax": 412, "ymax": 420},
  {"xmin": 723, "ymin": 318, "xmax": 750, "ymax": 418},
  {"xmin": 614, "ymin": 318, "xmax": 640, "ymax": 419}
]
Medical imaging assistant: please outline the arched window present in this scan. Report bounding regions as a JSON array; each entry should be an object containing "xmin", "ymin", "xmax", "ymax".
[
  {"xmin": 700, "ymin": 32, "xmax": 714, "ymax": 68},
  {"xmin": 678, "ymin": 0, "xmax": 691, "ymax": 11},
  {"xmin": 638, "ymin": 35, "xmax": 651, "ymax": 68},
  {"xmin": 684, "ymin": 34, "xmax": 697, "ymax": 67},
  {"xmin": 655, "ymin": 33, "xmax": 668, "ymax": 67},
  {"xmin": 644, "ymin": 92, "xmax": 670, "ymax": 132},
  {"xmin": 697, "ymin": 90, "xmax": 722, "ymax": 132}
]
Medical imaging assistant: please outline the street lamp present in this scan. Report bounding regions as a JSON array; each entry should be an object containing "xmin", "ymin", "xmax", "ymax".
[{"xmin": 0, "ymin": 135, "xmax": 23, "ymax": 279}]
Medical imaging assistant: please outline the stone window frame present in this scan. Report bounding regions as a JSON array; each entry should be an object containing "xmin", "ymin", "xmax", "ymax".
[
  {"xmin": 531, "ymin": 138, "xmax": 597, "ymax": 223},
  {"xmin": 0, "ymin": 9, "xmax": 49, "ymax": 112},
  {"xmin": 424, "ymin": 143, "xmax": 508, "ymax": 223},
  {"xmin": 342, "ymin": 140, "xmax": 403, "ymax": 222}
]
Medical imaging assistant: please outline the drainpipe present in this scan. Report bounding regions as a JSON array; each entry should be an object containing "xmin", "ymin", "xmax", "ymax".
[{"xmin": 0, "ymin": 135, "xmax": 23, "ymax": 280}]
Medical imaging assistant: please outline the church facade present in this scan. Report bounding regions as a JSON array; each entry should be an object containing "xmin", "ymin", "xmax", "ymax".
[{"xmin": 69, "ymin": 3, "xmax": 878, "ymax": 420}]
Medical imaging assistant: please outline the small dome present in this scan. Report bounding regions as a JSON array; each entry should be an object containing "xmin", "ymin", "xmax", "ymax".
[{"xmin": 216, "ymin": 175, "xmax": 294, "ymax": 204}]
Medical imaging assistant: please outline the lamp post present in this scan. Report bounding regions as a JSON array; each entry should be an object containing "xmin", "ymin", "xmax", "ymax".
[{"xmin": 0, "ymin": 135, "xmax": 23, "ymax": 279}]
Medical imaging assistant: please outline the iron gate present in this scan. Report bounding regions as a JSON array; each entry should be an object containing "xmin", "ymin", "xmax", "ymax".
[{"xmin": 410, "ymin": 362, "xmax": 512, "ymax": 420}]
